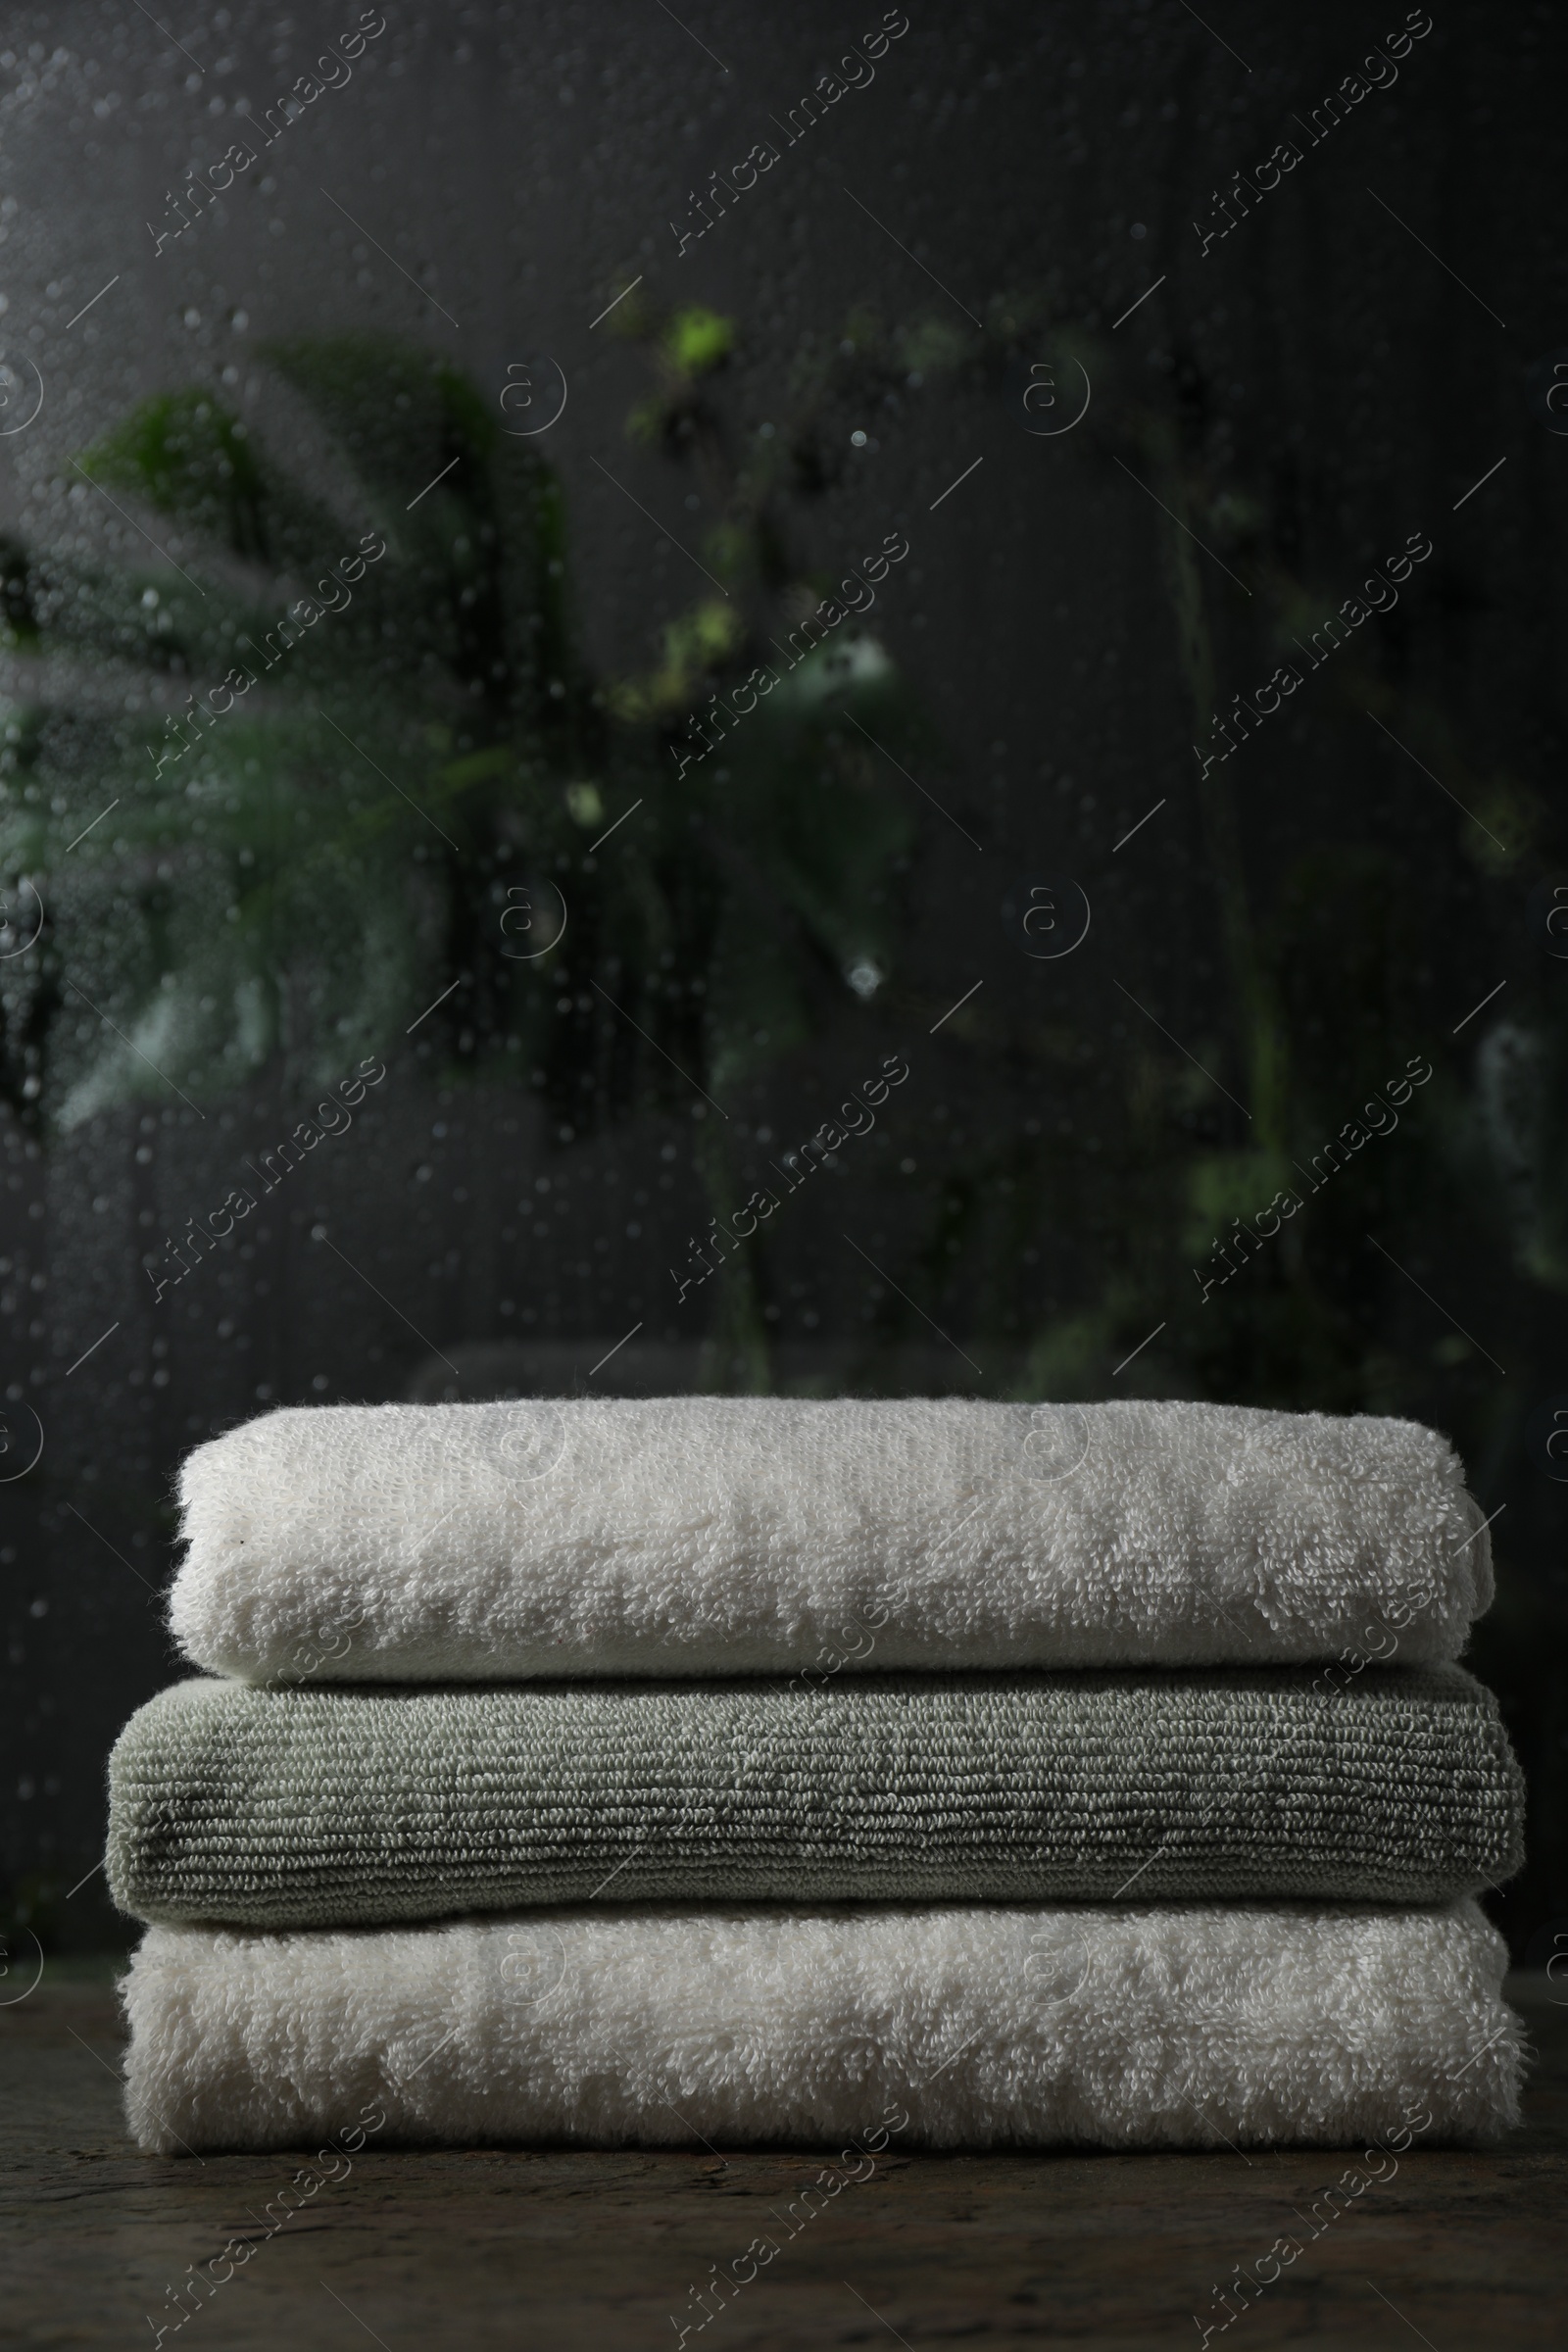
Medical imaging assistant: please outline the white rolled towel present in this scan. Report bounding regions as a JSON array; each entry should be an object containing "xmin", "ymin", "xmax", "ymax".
[
  {"xmin": 170, "ymin": 1396, "xmax": 1493, "ymax": 1681},
  {"xmin": 120, "ymin": 1899, "xmax": 1520, "ymax": 2154}
]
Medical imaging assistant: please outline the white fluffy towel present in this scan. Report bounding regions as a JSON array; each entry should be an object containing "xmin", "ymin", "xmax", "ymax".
[
  {"xmin": 120, "ymin": 1899, "xmax": 1521, "ymax": 2154},
  {"xmin": 170, "ymin": 1396, "xmax": 1493, "ymax": 1681}
]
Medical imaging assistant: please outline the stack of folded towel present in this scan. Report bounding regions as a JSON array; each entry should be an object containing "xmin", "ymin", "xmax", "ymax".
[{"xmin": 108, "ymin": 1397, "xmax": 1526, "ymax": 2154}]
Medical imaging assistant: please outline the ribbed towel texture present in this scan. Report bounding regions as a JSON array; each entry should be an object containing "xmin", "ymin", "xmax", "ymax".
[
  {"xmin": 106, "ymin": 1665, "xmax": 1525, "ymax": 1927},
  {"xmin": 119, "ymin": 1899, "xmax": 1522, "ymax": 2154},
  {"xmin": 169, "ymin": 1397, "xmax": 1494, "ymax": 1682}
]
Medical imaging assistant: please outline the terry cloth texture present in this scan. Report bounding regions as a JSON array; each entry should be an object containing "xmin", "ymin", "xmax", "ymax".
[
  {"xmin": 106, "ymin": 1667, "xmax": 1524, "ymax": 1929},
  {"xmin": 119, "ymin": 1898, "xmax": 1522, "ymax": 2154},
  {"xmin": 169, "ymin": 1396, "xmax": 1493, "ymax": 1683}
]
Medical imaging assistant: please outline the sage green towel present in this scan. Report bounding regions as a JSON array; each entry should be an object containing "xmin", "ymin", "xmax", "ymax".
[{"xmin": 107, "ymin": 1667, "xmax": 1524, "ymax": 1929}]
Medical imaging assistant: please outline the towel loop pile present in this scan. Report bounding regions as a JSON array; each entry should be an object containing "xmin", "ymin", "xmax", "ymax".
[{"xmin": 109, "ymin": 1396, "xmax": 1526, "ymax": 2153}]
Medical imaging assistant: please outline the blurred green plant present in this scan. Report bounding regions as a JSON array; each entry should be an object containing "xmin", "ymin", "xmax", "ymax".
[
  {"xmin": 0, "ymin": 322, "xmax": 937, "ymax": 1379},
  {"xmin": 3, "ymin": 297, "xmax": 1557, "ymax": 1410},
  {"xmin": 759, "ymin": 289, "xmax": 1567, "ymax": 1431}
]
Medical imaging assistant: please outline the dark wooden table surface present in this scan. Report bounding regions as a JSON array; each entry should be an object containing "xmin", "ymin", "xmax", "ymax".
[{"xmin": 5, "ymin": 1967, "xmax": 1564, "ymax": 2349}]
